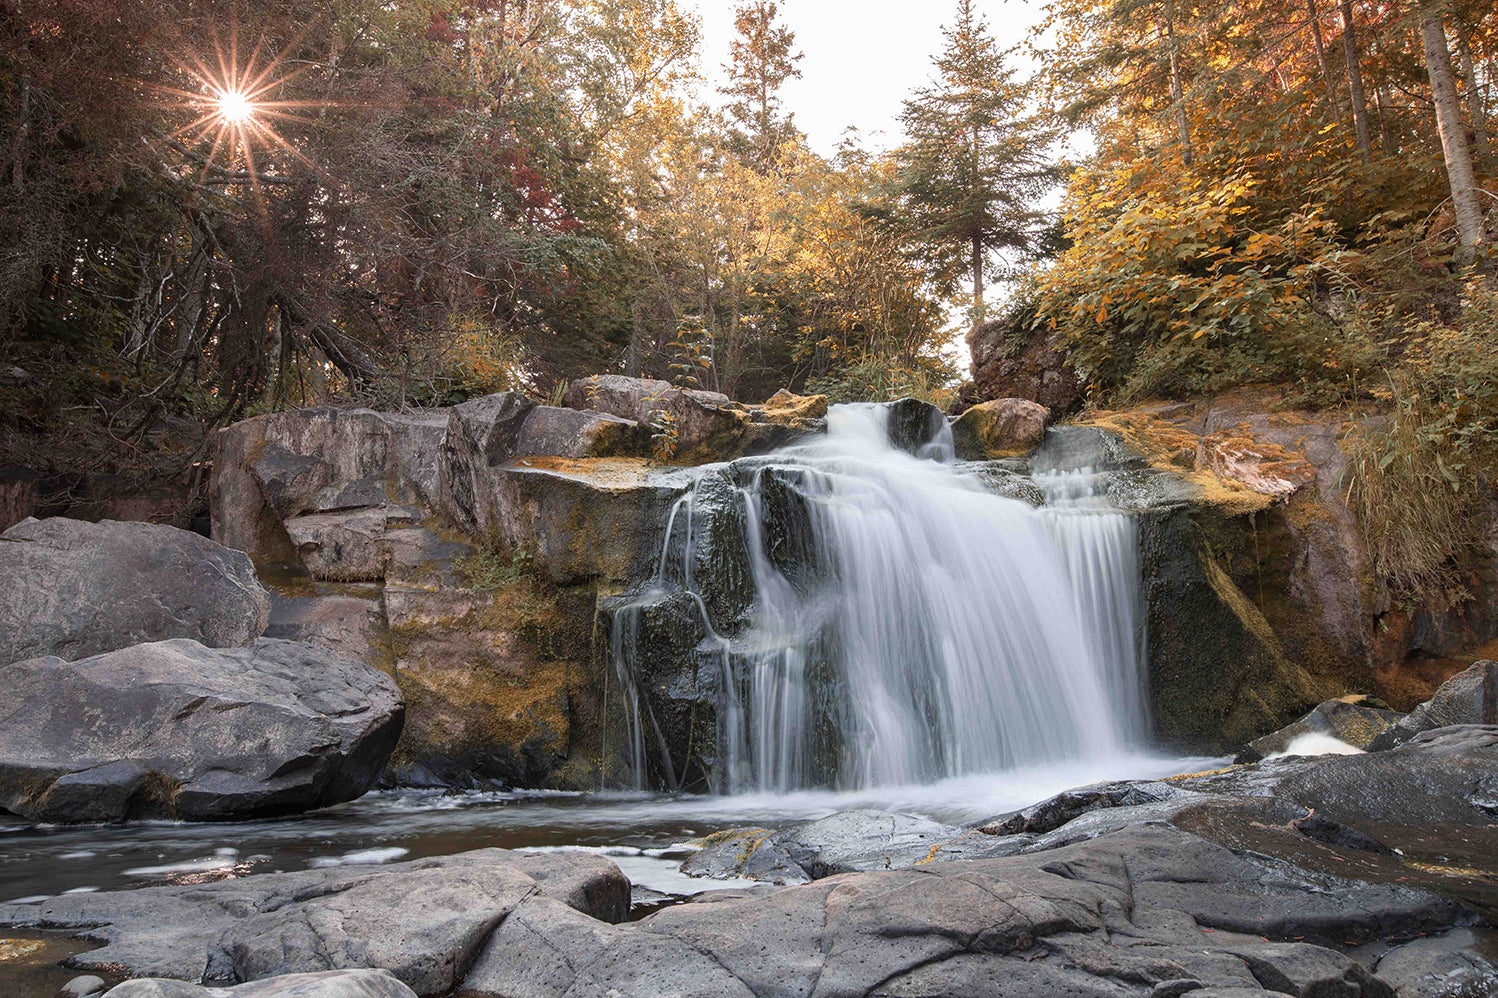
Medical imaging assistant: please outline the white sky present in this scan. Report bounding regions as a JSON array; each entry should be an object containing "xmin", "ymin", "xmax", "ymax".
[{"xmin": 690, "ymin": 0, "xmax": 1049, "ymax": 158}]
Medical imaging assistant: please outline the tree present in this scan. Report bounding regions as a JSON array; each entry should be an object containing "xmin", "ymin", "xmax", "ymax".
[
  {"xmin": 719, "ymin": 1, "xmax": 803, "ymax": 169},
  {"xmin": 1420, "ymin": 5, "xmax": 1488, "ymax": 267},
  {"xmin": 1338, "ymin": 0, "xmax": 1374, "ymax": 162},
  {"xmin": 885, "ymin": 0, "xmax": 1058, "ymax": 325}
]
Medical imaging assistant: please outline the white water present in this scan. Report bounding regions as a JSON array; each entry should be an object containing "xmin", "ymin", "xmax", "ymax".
[{"xmin": 614, "ymin": 402, "xmax": 1150, "ymax": 794}]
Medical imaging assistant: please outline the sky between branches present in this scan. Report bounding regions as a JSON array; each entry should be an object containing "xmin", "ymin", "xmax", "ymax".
[{"xmin": 693, "ymin": 0, "xmax": 1045, "ymax": 158}]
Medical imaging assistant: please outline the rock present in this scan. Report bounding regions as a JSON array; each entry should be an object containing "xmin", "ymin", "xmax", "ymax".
[
  {"xmin": 963, "ymin": 317, "xmax": 1085, "ymax": 415},
  {"xmin": 1369, "ymin": 660, "xmax": 1498, "ymax": 750},
  {"xmin": 265, "ymin": 592, "xmax": 387, "ymax": 666},
  {"xmin": 1238, "ymin": 695, "xmax": 1405, "ymax": 762},
  {"xmin": 0, "ymin": 638, "xmax": 403, "ymax": 822},
  {"xmin": 563, "ymin": 375, "xmax": 676, "ymax": 423},
  {"xmin": 1139, "ymin": 501, "xmax": 1334, "ymax": 751},
  {"xmin": 683, "ymin": 809, "xmax": 985, "ymax": 885},
  {"xmin": 1256, "ymin": 725, "xmax": 1498, "ymax": 830},
  {"xmin": 102, "ymin": 970, "xmax": 417, "ymax": 997},
  {"xmin": 284, "ymin": 508, "xmax": 391, "ymax": 582},
  {"xmin": 464, "ymin": 823, "xmax": 1434, "ymax": 998},
  {"xmin": 951, "ymin": 398, "xmax": 1050, "ymax": 459},
  {"xmin": 884, "ymin": 397, "xmax": 948, "ymax": 455},
  {"xmin": 0, "ymin": 517, "xmax": 270, "ymax": 666},
  {"xmin": 472, "ymin": 459, "xmax": 694, "ymax": 585},
  {"xmin": 56, "ymin": 975, "xmax": 108, "ymax": 998},
  {"xmin": 0, "ymin": 849, "xmax": 628, "ymax": 996},
  {"xmin": 513, "ymin": 406, "xmax": 646, "ymax": 459},
  {"xmin": 564, "ymin": 376, "xmax": 825, "ymax": 462},
  {"xmin": 212, "ymin": 407, "xmax": 451, "ymax": 565},
  {"xmin": 381, "ymin": 579, "xmax": 594, "ymax": 789},
  {"xmin": 1371, "ymin": 928, "xmax": 1498, "ymax": 998}
]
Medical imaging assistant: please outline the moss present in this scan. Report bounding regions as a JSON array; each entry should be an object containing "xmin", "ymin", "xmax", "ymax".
[{"xmin": 1080, "ymin": 410, "xmax": 1274, "ymax": 516}]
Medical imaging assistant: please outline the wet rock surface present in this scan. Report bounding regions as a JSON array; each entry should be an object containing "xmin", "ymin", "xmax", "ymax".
[
  {"xmin": 1237, "ymin": 694, "xmax": 1405, "ymax": 762},
  {"xmin": 0, "ymin": 517, "xmax": 269, "ymax": 666},
  {"xmin": 2, "ymin": 727, "xmax": 1493, "ymax": 996},
  {"xmin": 0, "ymin": 850, "xmax": 628, "ymax": 996},
  {"xmin": 0, "ymin": 638, "xmax": 403, "ymax": 822},
  {"xmin": 468, "ymin": 822, "xmax": 1467, "ymax": 998},
  {"xmin": 102, "ymin": 970, "xmax": 417, "ymax": 998}
]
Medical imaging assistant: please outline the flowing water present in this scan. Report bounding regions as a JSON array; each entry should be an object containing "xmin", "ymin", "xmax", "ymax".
[{"xmin": 611, "ymin": 401, "xmax": 1152, "ymax": 793}]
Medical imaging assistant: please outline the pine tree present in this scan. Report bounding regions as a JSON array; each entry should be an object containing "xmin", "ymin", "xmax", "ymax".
[
  {"xmin": 887, "ymin": 0, "xmax": 1058, "ymax": 324},
  {"xmin": 719, "ymin": 1, "xmax": 804, "ymax": 169}
]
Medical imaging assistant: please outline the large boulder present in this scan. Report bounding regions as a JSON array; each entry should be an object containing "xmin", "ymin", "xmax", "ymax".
[
  {"xmin": 211, "ymin": 407, "xmax": 452, "ymax": 566},
  {"xmin": 1369, "ymin": 660, "xmax": 1498, "ymax": 749},
  {"xmin": 951, "ymin": 398, "xmax": 1049, "ymax": 459},
  {"xmin": 0, "ymin": 850, "xmax": 628, "ymax": 996},
  {"xmin": 0, "ymin": 517, "xmax": 269, "ymax": 666},
  {"xmin": 0, "ymin": 638, "xmax": 403, "ymax": 822}
]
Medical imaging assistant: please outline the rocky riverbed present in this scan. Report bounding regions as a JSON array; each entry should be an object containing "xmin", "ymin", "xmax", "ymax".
[{"xmin": 2, "ymin": 384, "xmax": 1497, "ymax": 997}]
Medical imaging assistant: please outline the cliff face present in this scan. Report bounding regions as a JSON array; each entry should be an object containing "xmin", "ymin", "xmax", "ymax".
[
  {"xmin": 208, "ymin": 382, "xmax": 1498, "ymax": 784},
  {"xmin": 960, "ymin": 318, "xmax": 1085, "ymax": 415},
  {"xmin": 1083, "ymin": 389, "xmax": 1498, "ymax": 748}
]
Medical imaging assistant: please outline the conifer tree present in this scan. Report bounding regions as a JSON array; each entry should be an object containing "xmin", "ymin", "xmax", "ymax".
[
  {"xmin": 887, "ymin": 0, "xmax": 1058, "ymax": 324},
  {"xmin": 720, "ymin": 1, "xmax": 804, "ymax": 169}
]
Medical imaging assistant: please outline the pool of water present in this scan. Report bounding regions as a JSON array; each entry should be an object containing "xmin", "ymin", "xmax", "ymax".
[{"xmin": 0, "ymin": 752, "xmax": 1216, "ymax": 906}]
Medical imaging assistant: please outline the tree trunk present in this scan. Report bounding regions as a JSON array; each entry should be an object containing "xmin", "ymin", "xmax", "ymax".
[
  {"xmin": 1421, "ymin": 10, "xmax": 1488, "ymax": 267},
  {"xmin": 1455, "ymin": 23, "xmax": 1493, "ymax": 171},
  {"xmin": 1306, "ymin": 0, "xmax": 1343, "ymax": 120},
  {"xmin": 972, "ymin": 235, "xmax": 984, "ymax": 325},
  {"xmin": 1339, "ymin": 0, "xmax": 1373, "ymax": 162},
  {"xmin": 1163, "ymin": 2, "xmax": 1193, "ymax": 166}
]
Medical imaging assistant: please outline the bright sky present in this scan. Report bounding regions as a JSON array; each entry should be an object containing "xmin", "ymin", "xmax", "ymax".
[{"xmin": 691, "ymin": 0, "xmax": 1049, "ymax": 158}]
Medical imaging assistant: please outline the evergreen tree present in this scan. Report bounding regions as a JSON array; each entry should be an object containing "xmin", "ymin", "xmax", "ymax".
[
  {"xmin": 886, "ymin": 0, "xmax": 1058, "ymax": 324},
  {"xmin": 719, "ymin": 1, "xmax": 803, "ymax": 169}
]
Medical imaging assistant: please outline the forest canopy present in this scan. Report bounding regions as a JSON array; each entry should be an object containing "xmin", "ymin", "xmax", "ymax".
[{"xmin": 0, "ymin": 0, "xmax": 1494, "ymax": 552}]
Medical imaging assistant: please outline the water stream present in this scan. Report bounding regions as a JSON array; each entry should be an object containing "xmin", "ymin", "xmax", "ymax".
[{"xmin": 610, "ymin": 401, "xmax": 1152, "ymax": 794}]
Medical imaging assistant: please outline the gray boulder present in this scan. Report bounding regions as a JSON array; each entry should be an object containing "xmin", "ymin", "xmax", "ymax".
[
  {"xmin": 1, "ymin": 850, "xmax": 627, "ymax": 996},
  {"xmin": 103, "ymin": 970, "xmax": 416, "ymax": 998},
  {"xmin": 0, "ymin": 517, "xmax": 269, "ymax": 665},
  {"xmin": 0, "ymin": 638, "xmax": 403, "ymax": 822},
  {"xmin": 1369, "ymin": 660, "xmax": 1498, "ymax": 750}
]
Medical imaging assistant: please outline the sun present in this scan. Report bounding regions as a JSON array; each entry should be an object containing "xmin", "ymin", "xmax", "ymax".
[
  {"xmin": 215, "ymin": 89, "xmax": 256, "ymax": 125},
  {"xmin": 151, "ymin": 25, "xmax": 334, "ymax": 201}
]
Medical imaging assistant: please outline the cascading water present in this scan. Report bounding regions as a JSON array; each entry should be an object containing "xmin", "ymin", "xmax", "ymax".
[{"xmin": 608, "ymin": 401, "xmax": 1149, "ymax": 794}]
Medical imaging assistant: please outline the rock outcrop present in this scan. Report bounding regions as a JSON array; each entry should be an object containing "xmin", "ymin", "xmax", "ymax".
[
  {"xmin": 1068, "ymin": 389, "xmax": 1498, "ymax": 747},
  {"xmin": 963, "ymin": 318, "xmax": 1085, "ymax": 415},
  {"xmin": 0, "ymin": 850, "xmax": 628, "ymax": 995},
  {"xmin": 469, "ymin": 821, "xmax": 1461, "ymax": 998},
  {"xmin": 0, "ymin": 517, "xmax": 269, "ymax": 666},
  {"xmin": 565, "ymin": 377, "xmax": 827, "ymax": 462},
  {"xmin": 0, "ymin": 638, "xmax": 403, "ymax": 822},
  {"xmin": 1369, "ymin": 659, "xmax": 1498, "ymax": 749},
  {"xmin": 8, "ymin": 727, "xmax": 1497, "ymax": 997}
]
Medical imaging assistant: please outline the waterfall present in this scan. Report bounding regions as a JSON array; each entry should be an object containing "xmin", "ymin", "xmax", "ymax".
[{"xmin": 608, "ymin": 402, "xmax": 1149, "ymax": 794}]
